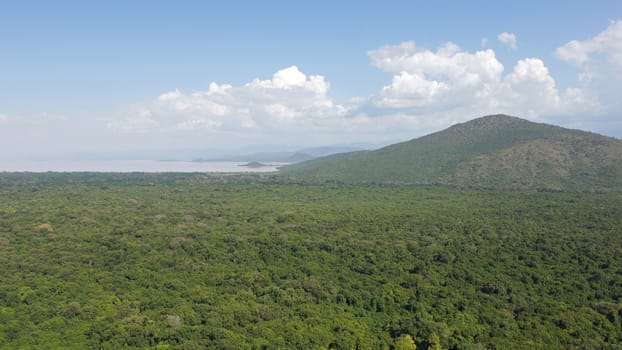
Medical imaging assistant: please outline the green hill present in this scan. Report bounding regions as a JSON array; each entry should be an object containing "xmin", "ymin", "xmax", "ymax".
[{"xmin": 280, "ymin": 114, "xmax": 622, "ymax": 190}]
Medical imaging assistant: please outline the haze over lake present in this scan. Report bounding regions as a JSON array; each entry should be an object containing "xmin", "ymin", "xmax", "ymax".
[{"xmin": 0, "ymin": 160, "xmax": 284, "ymax": 173}]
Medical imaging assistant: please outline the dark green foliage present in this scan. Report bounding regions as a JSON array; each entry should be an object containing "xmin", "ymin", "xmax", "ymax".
[
  {"xmin": 281, "ymin": 114, "xmax": 622, "ymax": 191},
  {"xmin": 0, "ymin": 173, "xmax": 621, "ymax": 349}
]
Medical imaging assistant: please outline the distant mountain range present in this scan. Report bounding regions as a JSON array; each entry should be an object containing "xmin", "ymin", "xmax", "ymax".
[
  {"xmin": 280, "ymin": 114, "xmax": 622, "ymax": 191},
  {"xmin": 193, "ymin": 146, "xmax": 366, "ymax": 163}
]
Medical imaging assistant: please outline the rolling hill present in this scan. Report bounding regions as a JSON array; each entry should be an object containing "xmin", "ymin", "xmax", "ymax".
[{"xmin": 280, "ymin": 114, "xmax": 622, "ymax": 190}]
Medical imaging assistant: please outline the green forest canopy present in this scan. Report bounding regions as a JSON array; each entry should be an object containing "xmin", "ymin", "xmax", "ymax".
[{"xmin": 0, "ymin": 173, "xmax": 621, "ymax": 349}]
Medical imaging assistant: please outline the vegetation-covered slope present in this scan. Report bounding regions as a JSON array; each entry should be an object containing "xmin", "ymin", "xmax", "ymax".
[
  {"xmin": 280, "ymin": 115, "xmax": 622, "ymax": 190},
  {"xmin": 1, "ymin": 173, "xmax": 622, "ymax": 349}
]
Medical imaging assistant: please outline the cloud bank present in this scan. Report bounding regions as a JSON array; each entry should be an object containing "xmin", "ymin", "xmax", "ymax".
[
  {"xmin": 109, "ymin": 66, "xmax": 348, "ymax": 136},
  {"xmin": 367, "ymin": 41, "xmax": 594, "ymax": 123},
  {"xmin": 99, "ymin": 21, "xmax": 622, "ymax": 148}
]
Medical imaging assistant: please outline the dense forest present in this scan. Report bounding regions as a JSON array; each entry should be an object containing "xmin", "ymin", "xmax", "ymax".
[{"xmin": 0, "ymin": 173, "xmax": 621, "ymax": 349}]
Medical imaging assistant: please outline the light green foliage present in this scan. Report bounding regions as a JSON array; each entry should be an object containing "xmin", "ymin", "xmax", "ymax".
[
  {"xmin": 427, "ymin": 332, "xmax": 441, "ymax": 350},
  {"xmin": 394, "ymin": 334, "xmax": 417, "ymax": 349},
  {"xmin": 0, "ymin": 173, "xmax": 621, "ymax": 349}
]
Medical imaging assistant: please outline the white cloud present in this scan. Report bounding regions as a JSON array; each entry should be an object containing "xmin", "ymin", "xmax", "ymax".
[
  {"xmin": 263, "ymin": 65, "xmax": 307, "ymax": 89},
  {"xmin": 556, "ymin": 20, "xmax": 622, "ymax": 80},
  {"xmin": 369, "ymin": 42, "xmax": 504, "ymax": 112},
  {"xmin": 497, "ymin": 32, "xmax": 517, "ymax": 49},
  {"xmin": 247, "ymin": 65, "xmax": 330, "ymax": 95},
  {"xmin": 103, "ymin": 24, "xmax": 620, "ymax": 149},
  {"xmin": 157, "ymin": 89, "xmax": 183, "ymax": 102},
  {"xmin": 495, "ymin": 58, "xmax": 590, "ymax": 117},
  {"xmin": 554, "ymin": 20, "xmax": 622, "ymax": 120},
  {"xmin": 366, "ymin": 41, "xmax": 597, "ymax": 128},
  {"xmin": 108, "ymin": 66, "xmax": 348, "ymax": 135},
  {"xmin": 501, "ymin": 58, "xmax": 560, "ymax": 112},
  {"xmin": 0, "ymin": 113, "xmax": 7, "ymax": 122},
  {"xmin": 556, "ymin": 21, "xmax": 622, "ymax": 67}
]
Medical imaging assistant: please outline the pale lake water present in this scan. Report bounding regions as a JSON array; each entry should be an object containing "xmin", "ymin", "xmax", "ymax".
[{"xmin": 0, "ymin": 160, "xmax": 285, "ymax": 173}]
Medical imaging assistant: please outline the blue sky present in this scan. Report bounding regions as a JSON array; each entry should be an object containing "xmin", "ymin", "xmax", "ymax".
[{"xmin": 0, "ymin": 0, "xmax": 620, "ymax": 159}]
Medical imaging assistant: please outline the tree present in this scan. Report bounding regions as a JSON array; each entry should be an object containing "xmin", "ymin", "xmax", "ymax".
[
  {"xmin": 427, "ymin": 332, "xmax": 441, "ymax": 350},
  {"xmin": 394, "ymin": 334, "xmax": 417, "ymax": 350}
]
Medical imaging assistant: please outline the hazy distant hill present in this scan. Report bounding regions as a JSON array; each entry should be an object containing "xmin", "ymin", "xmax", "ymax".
[
  {"xmin": 194, "ymin": 146, "xmax": 366, "ymax": 163},
  {"xmin": 281, "ymin": 114, "xmax": 622, "ymax": 191}
]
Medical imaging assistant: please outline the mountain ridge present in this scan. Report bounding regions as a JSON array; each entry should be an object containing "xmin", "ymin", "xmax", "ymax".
[{"xmin": 280, "ymin": 114, "xmax": 622, "ymax": 191}]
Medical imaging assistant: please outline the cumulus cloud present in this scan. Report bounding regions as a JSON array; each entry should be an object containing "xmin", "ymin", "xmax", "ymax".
[
  {"xmin": 496, "ymin": 58, "xmax": 598, "ymax": 117},
  {"xmin": 556, "ymin": 20, "xmax": 622, "ymax": 81},
  {"xmin": 556, "ymin": 21, "xmax": 622, "ymax": 68},
  {"xmin": 555, "ymin": 20, "xmax": 622, "ymax": 118},
  {"xmin": 367, "ymin": 41, "xmax": 596, "ymax": 126},
  {"xmin": 369, "ymin": 42, "xmax": 504, "ymax": 111},
  {"xmin": 108, "ymin": 66, "xmax": 348, "ymax": 134},
  {"xmin": 497, "ymin": 32, "xmax": 517, "ymax": 49}
]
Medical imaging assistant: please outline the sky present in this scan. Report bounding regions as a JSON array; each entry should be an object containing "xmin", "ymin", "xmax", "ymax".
[{"xmin": 0, "ymin": 0, "xmax": 621, "ymax": 159}]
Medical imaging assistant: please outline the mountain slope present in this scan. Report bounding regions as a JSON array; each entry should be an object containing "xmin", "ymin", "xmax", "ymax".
[{"xmin": 280, "ymin": 115, "xmax": 622, "ymax": 190}]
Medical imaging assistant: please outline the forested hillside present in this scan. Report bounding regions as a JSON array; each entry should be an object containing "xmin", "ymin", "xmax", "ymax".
[
  {"xmin": 281, "ymin": 115, "xmax": 622, "ymax": 191},
  {"xmin": 1, "ymin": 173, "xmax": 621, "ymax": 349}
]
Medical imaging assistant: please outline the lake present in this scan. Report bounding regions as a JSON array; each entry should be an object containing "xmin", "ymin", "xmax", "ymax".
[{"xmin": 0, "ymin": 160, "xmax": 285, "ymax": 173}]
